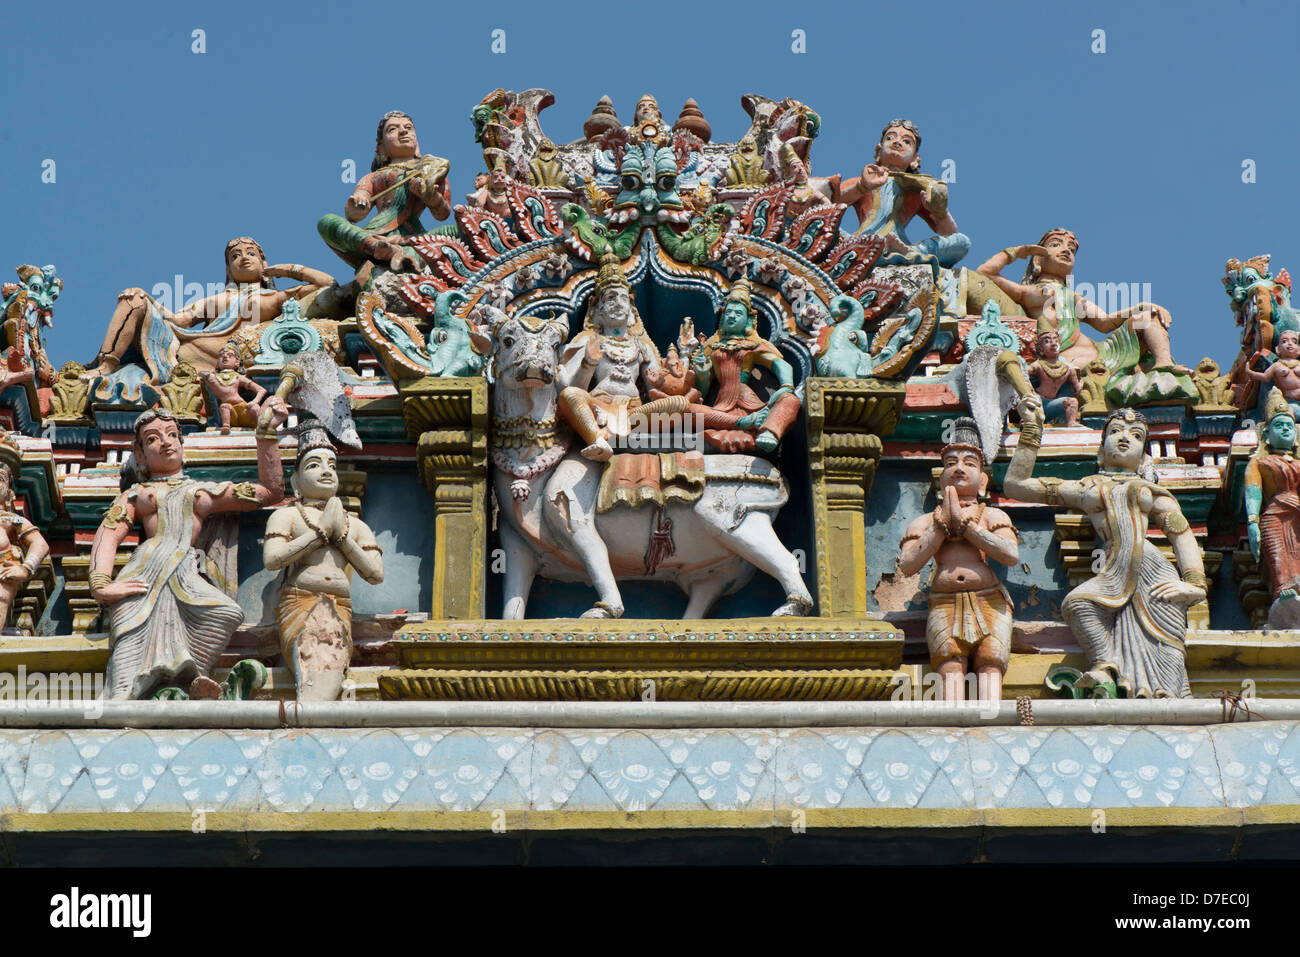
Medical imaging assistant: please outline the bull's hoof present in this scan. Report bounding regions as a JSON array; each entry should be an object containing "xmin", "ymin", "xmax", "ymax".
[
  {"xmin": 580, "ymin": 601, "xmax": 622, "ymax": 619},
  {"xmin": 771, "ymin": 595, "xmax": 812, "ymax": 617}
]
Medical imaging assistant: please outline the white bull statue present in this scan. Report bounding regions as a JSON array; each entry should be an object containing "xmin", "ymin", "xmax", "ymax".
[{"xmin": 470, "ymin": 307, "xmax": 814, "ymax": 620}]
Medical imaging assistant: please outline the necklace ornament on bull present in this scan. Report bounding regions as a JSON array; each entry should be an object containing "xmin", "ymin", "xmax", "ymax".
[{"xmin": 490, "ymin": 414, "xmax": 572, "ymax": 501}]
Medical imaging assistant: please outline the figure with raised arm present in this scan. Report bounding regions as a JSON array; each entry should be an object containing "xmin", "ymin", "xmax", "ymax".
[
  {"xmin": 90, "ymin": 402, "xmax": 288, "ymax": 700},
  {"xmin": 87, "ymin": 237, "xmax": 335, "ymax": 381},
  {"xmin": 898, "ymin": 418, "xmax": 1019, "ymax": 702},
  {"xmin": 975, "ymin": 229, "xmax": 1189, "ymax": 374},
  {"xmin": 1005, "ymin": 404, "xmax": 1206, "ymax": 697}
]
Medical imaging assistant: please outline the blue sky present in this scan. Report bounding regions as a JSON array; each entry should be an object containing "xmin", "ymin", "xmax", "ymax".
[{"xmin": 3, "ymin": 0, "xmax": 1293, "ymax": 371}]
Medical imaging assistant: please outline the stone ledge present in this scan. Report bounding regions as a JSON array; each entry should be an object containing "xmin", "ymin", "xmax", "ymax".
[{"xmin": 392, "ymin": 617, "xmax": 904, "ymax": 671}]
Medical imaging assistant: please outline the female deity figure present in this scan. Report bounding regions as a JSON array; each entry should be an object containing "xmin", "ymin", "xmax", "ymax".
[
  {"xmin": 87, "ymin": 237, "xmax": 335, "ymax": 381},
  {"xmin": 684, "ymin": 279, "xmax": 801, "ymax": 454},
  {"xmin": 1244, "ymin": 389, "xmax": 1300, "ymax": 626},
  {"xmin": 317, "ymin": 111, "xmax": 452, "ymax": 277},
  {"xmin": 264, "ymin": 425, "xmax": 383, "ymax": 701},
  {"xmin": 975, "ymin": 229, "xmax": 1188, "ymax": 373},
  {"xmin": 557, "ymin": 254, "xmax": 687, "ymax": 462},
  {"xmin": 90, "ymin": 403, "xmax": 288, "ymax": 700},
  {"xmin": 1005, "ymin": 405, "xmax": 1206, "ymax": 697},
  {"xmin": 0, "ymin": 463, "xmax": 50, "ymax": 632}
]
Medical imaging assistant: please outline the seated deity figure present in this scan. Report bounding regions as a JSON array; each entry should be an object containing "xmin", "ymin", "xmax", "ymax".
[
  {"xmin": 835, "ymin": 119, "xmax": 971, "ymax": 268},
  {"xmin": 90, "ymin": 404, "xmax": 288, "ymax": 700},
  {"xmin": 1006, "ymin": 405, "xmax": 1207, "ymax": 697},
  {"xmin": 685, "ymin": 279, "xmax": 801, "ymax": 454},
  {"xmin": 1028, "ymin": 323, "xmax": 1082, "ymax": 426},
  {"xmin": 87, "ymin": 237, "xmax": 335, "ymax": 381},
  {"xmin": 1248, "ymin": 324, "xmax": 1300, "ymax": 419},
  {"xmin": 557, "ymin": 254, "xmax": 689, "ymax": 462},
  {"xmin": 777, "ymin": 144, "xmax": 836, "ymax": 220},
  {"xmin": 1244, "ymin": 389, "xmax": 1300, "ymax": 626},
  {"xmin": 466, "ymin": 155, "xmax": 515, "ymax": 221},
  {"xmin": 264, "ymin": 425, "xmax": 384, "ymax": 701},
  {"xmin": 317, "ymin": 111, "xmax": 452, "ymax": 276},
  {"xmin": 203, "ymin": 344, "xmax": 267, "ymax": 433},
  {"xmin": 0, "ymin": 463, "xmax": 50, "ymax": 632},
  {"xmin": 898, "ymin": 417, "xmax": 1019, "ymax": 702},
  {"xmin": 975, "ymin": 229, "xmax": 1189, "ymax": 374}
]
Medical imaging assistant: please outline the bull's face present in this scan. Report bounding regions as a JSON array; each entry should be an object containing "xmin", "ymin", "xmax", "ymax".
[{"xmin": 492, "ymin": 315, "xmax": 567, "ymax": 390}]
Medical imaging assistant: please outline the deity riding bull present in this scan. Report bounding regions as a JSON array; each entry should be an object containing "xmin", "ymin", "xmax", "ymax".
[{"xmin": 470, "ymin": 264, "xmax": 814, "ymax": 620}]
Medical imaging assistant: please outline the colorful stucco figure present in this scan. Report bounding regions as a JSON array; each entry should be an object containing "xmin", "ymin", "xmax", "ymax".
[
  {"xmin": 86, "ymin": 237, "xmax": 335, "ymax": 382},
  {"xmin": 317, "ymin": 111, "xmax": 452, "ymax": 277},
  {"xmin": 1224, "ymin": 254, "xmax": 1299, "ymax": 408},
  {"xmin": 1245, "ymin": 388, "xmax": 1300, "ymax": 628},
  {"xmin": 264, "ymin": 424, "xmax": 383, "ymax": 701},
  {"xmin": 426, "ymin": 289, "xmax": 485, "ymax": 378},
  {"xmin": 1006, "ymin": 406, "xmax": 1207, "ymax": 698},
  {"xmin": 478, "ymin": 297, "xmax": 813, "ymax": 621},
  {"xmin": 815, "ymin": 293, "xmax": 924, "ymax": 379},
  {"xmin": 836, "ymin": 118, "xmax": 971, "ymax": 268},
  {"xmin": 686, "ymin": 279, "xmax": 800, "ymax": 455},
  {"xmin": 1, "ymin": 263, "xmax": 60, "ymax": 390},
  {"xmin": 975, "ymin": 228, "xmax": 1197, "ymax": 405},
  {"xmin": 89, "ymin": 405, "xmax": 288, "ymax": 700},
  {"xmin": 1247, "ymin": 324, "xmax": 1300, "ymax": 420},
  {"xmin": 1028, "ymin": 320, "xmax": 1082, "ymax": 426},
  {"xmin": 898, "ymin": 417, "xmax": 1018, "ymax": 702},
  {"xmin": 0, "ymin": 463, "xmax": 49, "ymax": 633},
  {"xmin": 554, "ymin": 254, "xmax": 686, "ymax": 462}
]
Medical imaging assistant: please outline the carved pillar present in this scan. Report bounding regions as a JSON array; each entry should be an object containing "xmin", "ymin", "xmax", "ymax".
[
  {"xmin": 403, "ymin": 377, "xmax": 489, "ymax": 620},
  {"xmin": 805, "ymin": 378, "xmax": 903, "ymax": 618}
]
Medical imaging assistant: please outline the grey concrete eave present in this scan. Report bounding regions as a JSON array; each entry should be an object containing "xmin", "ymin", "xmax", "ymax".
[{"xmin": 0, "ymin": 697, "xmax": 1286, "ymax": 729}]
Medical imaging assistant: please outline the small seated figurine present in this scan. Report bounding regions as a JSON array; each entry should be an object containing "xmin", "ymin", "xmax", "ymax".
[
  {"xmin": 836, "ymin": 119, "xmax": 971, "ymax": 268},
  {"xmin": 644, "ymin": 322, "xmax": 702, "ymax": 403},
  {"xmin": 686, "ymin": 279, "xmax": 801, "ymax": 454},
  {"xmin": 527, "ymin": 139, "xmax": 569, "ymax": 189},
  {"xmin": 0, "ymin": 464, "xmax": 50, "ymax": 632},
  {"xmin": 898, "ymin": 418, "xmax": 1019, "ymax": 702},
  {"xmin": 264, "ymin": 425, "xmax": 384, "ymax": 701},
  {"xmin": 1248, "ymin": 325, "xmax": 1300, "ymax": 419},
  {"xmin": 724, "ymin": 135, "xmax": 769, "ymax": 188},
  {"xmin": 203, "ymin": 345, "xmax": 267, "ymax": 433},
  {"xmin": 468, "ymin": 155, "xmax": 516, "ymax": 220},
  {"xmin": 1028, "ymin": 324, "xmax": 1082, "ymax": 426}
]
